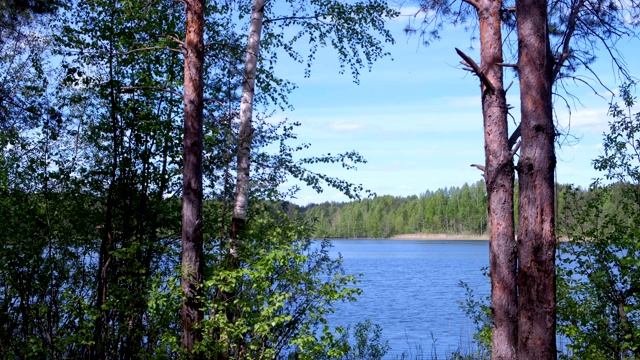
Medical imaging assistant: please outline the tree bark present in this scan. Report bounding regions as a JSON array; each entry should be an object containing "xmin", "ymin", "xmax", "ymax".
[
  {"xmin": 515, "ymin": 0, "xmax": 557, "ymax": 356},
  {"xmin": 477, "ymin": 0, "xmax": 518, "ymax": 358},
  {"xmin": 181, "ymin": 0, "xmax": 205, "ymax": 355},
  {"xmin": 230, "ymin": 0, "xmax": 265, "ymax": 249},
  {"xmin": 218, "ymin": 4, "xmax": 264, "ymax": 356}
]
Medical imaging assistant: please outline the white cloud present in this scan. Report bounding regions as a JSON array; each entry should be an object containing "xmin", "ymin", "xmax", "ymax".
[
  {"xmin": 329, "ymin": 120, "xmax": 366, "ymax": 132},
  {"xmin": 394, "ymin": 5, "xmax": 425, "ymax": 21},
  {"xmin": 557, "ymin": 107, "xmax": 609, "ymax": 133}
]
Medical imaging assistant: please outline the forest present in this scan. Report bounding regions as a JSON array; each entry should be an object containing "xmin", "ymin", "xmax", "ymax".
[
  {"xmin": 299, "ymin": 182, "xmax": 630, "ymax": 239},
  {"xmin": 302, "ymin": 181, "xmax": 490, "ymax": 238},
  {"xmin": 1, "ymin": 0, "xmax": 398, "ymax": 358},
  {"xmin": 2, "ymin": 0, "xmax": 640, "ymax": 358}
]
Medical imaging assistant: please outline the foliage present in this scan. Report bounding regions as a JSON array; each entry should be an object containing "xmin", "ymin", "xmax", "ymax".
[
  {"xmin": 0, "ymin": 0, "xmax": 62, "ymax": 43},
  {"xmin": 557, "ymin": 83, "xmax": 640, "ymax": 359},
  {"xmin": 457, "ymin": 280, "xmax": 491, "ymax": 357},
  {"xmin": 303, "ymin": 181, "xmax": 489, "ymax": 238},
  {"xmin": 289, "ymin": 317, "xmax": 390, "ymax": 360},
  {"xmin": 0, "ymin": 0, "xmax": 397, "ymax": 357},
  {"xmin": 343, "ymin": 319, "xmax": 390, "ymax": 360},
  {"xmin": 199, "ymin": 210, "xmax": 363, "ymax": 358}
]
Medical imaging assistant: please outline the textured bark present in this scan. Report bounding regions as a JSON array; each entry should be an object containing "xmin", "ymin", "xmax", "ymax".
[
  {"xmin": 181, "ymin": 0, "xmax": 205, "ymax": 354},
  {"xmin": 515, "ymin": 0, "xmax": 557, "ymax": 356},
  {"xmin": 230, "ymin": 0, "xmax": 264, "ymax": 248},
  {"xmin": 477, "ymin": 1, "xmax": 518, "ymax": 358},
  {"xmin": 458, "ymin": 1, "xmax": 518, "ymax": 355},
  {"xmin": 213, "ymin": 4, "xmax": 265, "ymax": 358}
]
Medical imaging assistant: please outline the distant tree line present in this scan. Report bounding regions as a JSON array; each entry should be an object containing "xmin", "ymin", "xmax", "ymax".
[
  {"xmin": 301, "ymin": 181, "xmax": 631, "ymax": 239},
  {"xmin": 302, "ymin": 181, "xmax": 489, "ymax": 238}
]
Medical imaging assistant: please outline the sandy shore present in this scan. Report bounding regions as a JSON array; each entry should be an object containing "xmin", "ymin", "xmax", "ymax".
[
  {"xmin": 388, "ymin": 233, "xmax": 489, "ymax": 240},
  {"xmin": 327, "ymin": 234, "xmax": 575, "ymax": 242},
  {"xmin": 383, "ymin": 234, "xmax": 571, "ymax": 242},
  {"xmin": 327, "ymin": 234, "xmax": 489, "ymax": 240}
]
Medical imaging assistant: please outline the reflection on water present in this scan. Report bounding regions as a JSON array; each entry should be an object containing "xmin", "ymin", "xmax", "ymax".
[{"xmin": 326, "ymin": 239, "xmax": 490, "ymax": 358}]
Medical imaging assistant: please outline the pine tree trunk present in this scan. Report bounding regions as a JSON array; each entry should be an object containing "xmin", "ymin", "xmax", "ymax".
[
  {"xmin": 181, "ymin": 0, "xmax": 205, "ymax": 354},
  {"xmin": 515, "ymin": 0, "xmax": 557, "ymax": 355},
  {"xmin": 477, "ymin": 1, "xmax": 518, "ymax": 358}
]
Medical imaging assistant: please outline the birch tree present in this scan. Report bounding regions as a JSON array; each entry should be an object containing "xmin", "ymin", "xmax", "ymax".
[
  {"xmin": 197, "ymin": 0, "xmax": 396, "ymax": 355},
  {"xmin": 227, "ymin": 0, "xmax": 396, "ymax": 248},
  {"xmin": 230, "ymin": 0, "xmax": 264, "ymax": 258}
]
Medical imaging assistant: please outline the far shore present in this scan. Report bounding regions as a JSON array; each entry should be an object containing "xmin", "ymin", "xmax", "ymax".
[
  {"xmin": 390, "ymin": 233, "xmax": 489, "ymax": 240},
  {"xmin": 325, "ymin": 233, "xmax": 573, "ymax": 242},
  {"xmin": 326, "ymin": 233, "xmax": 490, "ymax": 241}
]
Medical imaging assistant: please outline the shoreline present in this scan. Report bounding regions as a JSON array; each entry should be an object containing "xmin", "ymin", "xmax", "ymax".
[
  {"xmin": 324, "ymin": 234, "xmax": 572, "ymax": 242},
  {"xmin": 391, "ymin": 233, "xmax": 489, "ymax": 240},
  {"xmin": 326, "ymin": 233, "xmax": 490, "ymax": 241}
]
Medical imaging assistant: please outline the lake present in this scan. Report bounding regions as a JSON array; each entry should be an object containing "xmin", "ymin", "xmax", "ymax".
[{"xmin": 326, "ymin": 239, "xmax": 490, "ymax": 359}]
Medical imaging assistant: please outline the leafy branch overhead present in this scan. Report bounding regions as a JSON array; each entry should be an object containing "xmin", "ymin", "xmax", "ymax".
[{"xmin": 260, "ymin": 0, "xmax": 398, "ymax": 83}]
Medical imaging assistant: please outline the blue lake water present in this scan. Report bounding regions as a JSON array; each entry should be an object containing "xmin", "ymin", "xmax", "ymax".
[{"xmin": 326, "ymin": 239, "xmax": 490, "ymax": 359}]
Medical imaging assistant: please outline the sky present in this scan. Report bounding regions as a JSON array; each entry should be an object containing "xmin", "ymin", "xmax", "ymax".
[{"xmin": 267, "ymin": 6, "xmax": 640, "ymax": 206}]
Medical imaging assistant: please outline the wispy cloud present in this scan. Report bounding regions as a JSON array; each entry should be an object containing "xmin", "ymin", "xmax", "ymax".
[
  {"xmin": 558, "ymin": 107, "xmax": 609, "ymax": 133},
  {"xmin": 329, "ymin": 120, "xmax": 366, "ymax": 132},
  {"xmin": 394, "ymin": 5, "xmax": 427, "ymax": 19}
]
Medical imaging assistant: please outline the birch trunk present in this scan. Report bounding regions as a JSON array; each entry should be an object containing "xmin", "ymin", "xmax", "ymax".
[
  {"xmin": 181, "ymin": 0, "xmax": 205, "ymax": 354},
  {"xmin": 515, "ymin": 0, "xmax": 557, "ymax": 356},
  {"xmin": 230, "ymin": 0, "xmax": 265, "ymax": 250}
]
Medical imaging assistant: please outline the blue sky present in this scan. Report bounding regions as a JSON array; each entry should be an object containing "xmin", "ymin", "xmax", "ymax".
[{"xmin": 269, "ymin": 6, "xmax": 640, "ymax": 206}]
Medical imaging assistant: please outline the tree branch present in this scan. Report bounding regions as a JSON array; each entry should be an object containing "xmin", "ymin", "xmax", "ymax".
[
  {"xmin": 505, "ymin": 80, "xmax": 514, "ymax": 93},
  {"xmin": 203, "ymin": 97, "xmax": 227, "ymax": 105},
  {"xmin": 575, "ymin": 17, "xmax": 631, "ymax": 81},
  {"xmin": 163, "ymin": 34, "xmax": 185, "ymax": 47},
  {"xmin": 121, "ymin": 86, "xmax": 183, "ymax": 99},
  {"xmin": 508, "ymin": 124, "xmax": 521, "ymax": 149},
  {"xmin": 552, "ymin": 0, "xmax": 585, "ymax": 81},
  {"xmin": 461, "ymin": 0, "xmax": 480, "ymax": 10},
  {"xmin": 263, "ymin": 15, "xmax": 321, "ymax": 25},
  {"xmin": 119, "ymin": 45, "xmax": 182, "ymax": 55},
  {"xmin": 511, "ymin": 140, "xmax": 521, "ymax": 157},
  {"xmin": 456, "ymin": 48, "xmax": 496, "ymax": 93}
]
